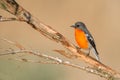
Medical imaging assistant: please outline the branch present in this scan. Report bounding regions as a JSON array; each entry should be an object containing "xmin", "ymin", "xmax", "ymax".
[
  {"xmin": 0, "ymin": 15, "xmax": 18, "ymax": 22},
  {"xmin": 0, "ymin": 0, "xmax": 120, "ymax": 79},
  {"xmin": 2, "ymin": 49, "xmax": 104, "ymax": 77},
  {"xmin": 1, "ymin": 38, "xmax": 106, "ymax": 78}
]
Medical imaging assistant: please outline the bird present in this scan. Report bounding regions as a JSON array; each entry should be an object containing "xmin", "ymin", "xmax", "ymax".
[{"xmin": 71, "ymin": 22, "xmax": 100, "ymax": 61}]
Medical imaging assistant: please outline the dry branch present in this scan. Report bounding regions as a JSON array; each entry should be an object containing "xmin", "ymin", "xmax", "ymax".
[
  {"xmin": 0, "ymin": 15, "xmax": 18, "ymax": 22},
  {"xmin": 1, "ymin": 38, "xmax": 105, "ymax": 78},
  {"xmin": 0, "ymin": 0, "xmax": 120, "ymax": 79}
]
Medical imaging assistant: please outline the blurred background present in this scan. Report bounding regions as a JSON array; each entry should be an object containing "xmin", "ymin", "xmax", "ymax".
[{"xmin": 0, "ymin": 0, "xmax": 120, "ymax": 80}]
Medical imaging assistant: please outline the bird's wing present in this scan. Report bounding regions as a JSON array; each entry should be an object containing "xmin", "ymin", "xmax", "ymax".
[{"xmin": 86, "ymin": 33, "xmax": 99, "ymax": 55}]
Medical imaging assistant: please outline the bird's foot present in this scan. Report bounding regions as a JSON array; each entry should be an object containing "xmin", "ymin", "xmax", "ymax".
[{"xmin": 76, "ymin": 46, "xmax": 81, "ymax": 52}]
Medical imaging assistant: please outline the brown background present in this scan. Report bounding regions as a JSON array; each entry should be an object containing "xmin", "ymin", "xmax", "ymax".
[{"xmin": 0, "ymin": 0, "xmax": 120, "ymax": 80}]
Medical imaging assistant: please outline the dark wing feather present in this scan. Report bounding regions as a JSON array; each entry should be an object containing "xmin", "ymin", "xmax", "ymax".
[{"xmin": 86, "ymin": 34, "xmax": 99, "ymax": 55}]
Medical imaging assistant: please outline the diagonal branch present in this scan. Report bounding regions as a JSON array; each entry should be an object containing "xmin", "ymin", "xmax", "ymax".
[{"xmin": 0, "ymin": 0, "xmax": 120, "ymax": 79}]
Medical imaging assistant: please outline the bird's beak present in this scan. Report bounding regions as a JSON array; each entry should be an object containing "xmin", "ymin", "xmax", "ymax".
[{"xmin": 70, "ymin": 24, "xmax": 75, "ymax": 28}]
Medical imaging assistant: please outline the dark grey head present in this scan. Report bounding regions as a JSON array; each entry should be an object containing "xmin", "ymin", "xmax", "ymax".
[{"xmin": 71, "ymin": 22, "xmax": 87, "ymax": 30}]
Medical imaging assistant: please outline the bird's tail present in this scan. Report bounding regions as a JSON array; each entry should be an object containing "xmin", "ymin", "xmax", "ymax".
[{"xmin": 92, "ymin": 48, "xmax": 100, "ymax": 61}]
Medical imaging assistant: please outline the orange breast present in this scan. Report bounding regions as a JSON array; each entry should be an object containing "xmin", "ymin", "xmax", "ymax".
[{"xmin": 75, "ymin": 29, "xmax": 88, "ymax": 49}]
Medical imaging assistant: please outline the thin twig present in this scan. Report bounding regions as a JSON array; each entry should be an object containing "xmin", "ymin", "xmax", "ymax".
[
  {"xmin": 0, "ymin": 48, "xmax": 108, "ymax": 78},
  {"xmin": 0, "ymin": 15, "xmax": 18, "ymax": 22}
]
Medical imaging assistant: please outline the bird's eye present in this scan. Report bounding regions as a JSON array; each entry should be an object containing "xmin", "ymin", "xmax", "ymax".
[{"xmin": 76, "ymin": 25, "xmax": 79, "ymax": 27}]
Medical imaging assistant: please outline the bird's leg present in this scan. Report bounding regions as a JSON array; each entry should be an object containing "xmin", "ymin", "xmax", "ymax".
[
  {"xmin": 87, "ymin": 49, "xmax": 90, "ymax": 56},
  {"xmin": 86, "ymin": 47, "xmax": 92, "ymax": 56},
  {"xmin": 75, "ymin": 46, "xmax": 91, "ymax": 57},
  {"xmin": 75, "ymin": 46, "xmax": 81, "ymax": 52},
  {"xmin": 83, "ymin": 48, "xmax": 91, "ymax": 57}
]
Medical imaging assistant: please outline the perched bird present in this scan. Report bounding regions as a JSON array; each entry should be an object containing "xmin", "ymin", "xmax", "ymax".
[{"xmin": 71, "ymin": 22, "xmax": 100, "ymax": 61}]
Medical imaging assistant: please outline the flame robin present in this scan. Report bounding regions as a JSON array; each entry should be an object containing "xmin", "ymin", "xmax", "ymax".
[{"xmin": 71, "ymin": 22, "xmax": 100, "ymax": 61}]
